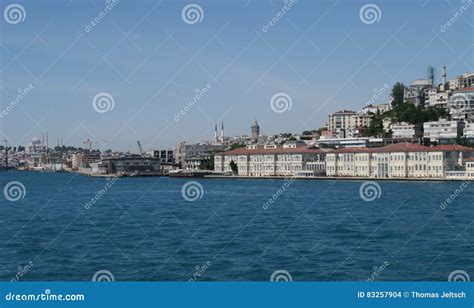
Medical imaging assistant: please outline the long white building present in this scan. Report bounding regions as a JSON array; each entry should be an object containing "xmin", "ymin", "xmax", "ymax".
[
  {"xmin": 326, "ymin": 143, "xmax": 474, "ymax": 179},
  {"xmin": 214, "ymin": 144, "xmax": 331, "ymax": 177}
]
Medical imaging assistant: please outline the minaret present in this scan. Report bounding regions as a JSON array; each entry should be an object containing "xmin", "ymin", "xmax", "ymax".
[
  {"xmin": 220, "ymin": 122, "xmax": 224, "ymax": 143},
  {"xmin": 214, "ymin": 124, "xmax": 218, "ymax": 143},
  {"xmin": 442, "ymin": 65, "xmax": 447, "ymax": 85}
]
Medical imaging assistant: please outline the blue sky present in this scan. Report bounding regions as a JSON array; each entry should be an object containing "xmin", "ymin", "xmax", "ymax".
[{"xmin": 1, "ymin": 0, "xmax": 473, "ymax": 151}]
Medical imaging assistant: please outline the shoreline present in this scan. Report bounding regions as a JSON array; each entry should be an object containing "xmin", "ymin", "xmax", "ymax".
[
  {"xmin": 204, "ymin": 175, "xmax": 471, "ymax": 182},
  {"xmin": 9, "ymin": 170, "xmax": 471, "ymax": 182}
]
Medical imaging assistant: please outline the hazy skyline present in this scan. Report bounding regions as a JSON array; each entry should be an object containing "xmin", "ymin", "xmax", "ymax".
[{"xmin": 1, "ymin": 0, "xmax": 472, "ymax": 151}]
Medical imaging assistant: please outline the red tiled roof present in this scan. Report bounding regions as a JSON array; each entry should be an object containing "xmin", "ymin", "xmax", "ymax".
[
  {"xmin": 467, "ymin": 157, "xmax": 474, "ymax": 161},
  {"xmin": 221, "ymin": 146, "xmax": 331, "ymax": 156},
  {"xmin": 221, "ymin": 143, "xmax": 474, "ymax": 156},
  {"xmin": 374, "ymin": 142, "xmax": 428, "ymax": 152},
  {"xmin": 455, "ymin": 87, "xmax": 474, "ymax": 92},
  {"xmin": 430, "ymin": 144, "xmax": 474, "ymax": 152}
]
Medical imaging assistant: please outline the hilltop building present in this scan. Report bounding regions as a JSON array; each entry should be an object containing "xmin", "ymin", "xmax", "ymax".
[
  {"xmin": 391, "ymin": 122, "xmax": 422, "ymax": 139},
  {"xmin": 251, "ymin": 118, "xmax": 260, "ymax": 143},
  {"xmin": 326, "ymin": 110, "xmax": 374, "ymax": 138},
  {"xmin": 423, "ymin": 119, "xmax": 464, "ymax": 143},
  {"xmin": 449, "ymin": 87, "xmax": 474, "ymax": 122}
]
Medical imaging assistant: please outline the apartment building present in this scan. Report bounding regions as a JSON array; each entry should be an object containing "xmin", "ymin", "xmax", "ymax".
[
  {"xmin": 391, "ymin": 122, "xmax": 422, "ymax": 139},
  {"xmin": 214, "ymin": 144, "xmax": 331, "ymax": 177},
  {"xmin": 423, "ymin": 119, "xmax": 464, "ymax": 142},
  {"xmin": 326, "ymin": 143, "xmax": 474, "ymax": 179},
  {"xmin": 326, "ymin": 110, "xmax": 373, "ymax": 138},
  {"xmin": 174, "ymin": 142, "xmax": 226, "ymax": 168},
  {"xmin": 449, "ymin": 88, "xmax": 474, "ymax": 122}
]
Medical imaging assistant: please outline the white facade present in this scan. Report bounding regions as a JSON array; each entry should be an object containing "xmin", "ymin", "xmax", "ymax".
[
  {"xmin": 466, "ymin": 159, "xmax": 474, "ymax": 178},
  {"xmin": 214, "ymin": 145, "xmax": 329, "ymax": 177},
  {"xmin": 326, "ymin": 110, "xmax": 373, "ymax": 138},
  {"xmin": 326, "ymin": 143, "xmax": 473, "ymax": 179},
  {"xmin": 423, "ymin": 119, "xmax": 464, "ymax": 142},
  {"xmin": 464, "ymin": 123, "xmax": 474, "ymax": 139},
  {"xmin": 391, "ymin": 122, "xmax": 421, "ymax": 139},
  {"xmin": 426, "ymin": 88, "xmax": 449, "ymax": 109},
  {"xmin": 449, "ymin": 90, "xmax": 474, "ymax": 122}
]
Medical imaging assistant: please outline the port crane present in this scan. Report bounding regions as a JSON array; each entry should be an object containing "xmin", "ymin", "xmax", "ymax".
[{"xmin": 137, "ymin": 141, "xmax": 144, "ymax": 155}]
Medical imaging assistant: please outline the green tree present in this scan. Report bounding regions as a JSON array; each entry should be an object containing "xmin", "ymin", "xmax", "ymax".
[
  {"xmin": 199, "ymin": 153, "xmax": 214, "ymax": 170},
  {"xmin": 391, "ymin": 82, "xmax": 405, "ymax": 107},
  {"xmin": 228, "ymin": 143, "xmax": 245, "ymax": 151},
  {"xmin": 229, "ymin": 160, "xmax": 238, "ymax": 175}
]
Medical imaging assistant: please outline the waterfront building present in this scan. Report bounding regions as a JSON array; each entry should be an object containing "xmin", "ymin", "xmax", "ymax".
[
  {"xmin": 466, "ymin": 157, "xmax": 474, "ymax": 178},
  {"xmin": 391, "ymin": 122, "xmax": 422, "ymax": 139},
  {"xmin": 326, "ymin": 143, "xmax": 473, "ymax": 179},
  {"xmin": 99, "ymin": 156, "xmax": 162, "ymax": 176},
  {"xmin": 25, "ymin": 137, "xmax": 47, "ymax": 167},
  {"xmin": 423, "ymin": 119, "xmax": 464, "ymax": 143},
  {"xmin": 71, "ymin": 152, "xmax": 101, "ymax": 170},
  {"xmin": 214, "ymin": 143, "xmax": 331, "ymax": 177},
  {"xmin": 174, "ymin": 142, "xmax": 226, "ymax": 169},
  {"xmin": 148, "ymin": 149, "xmax": 174, "ymax": 163}
]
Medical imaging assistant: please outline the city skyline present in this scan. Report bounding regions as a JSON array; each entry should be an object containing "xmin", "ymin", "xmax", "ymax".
[{"xmin": 1, "ymin": 0, "xmax": 472, "ymax": 151}]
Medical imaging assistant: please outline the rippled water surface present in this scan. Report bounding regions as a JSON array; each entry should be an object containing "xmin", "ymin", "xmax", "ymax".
[{"xmin": 0, "ymin": 171, "xmax": 472, "ymax": 281}]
